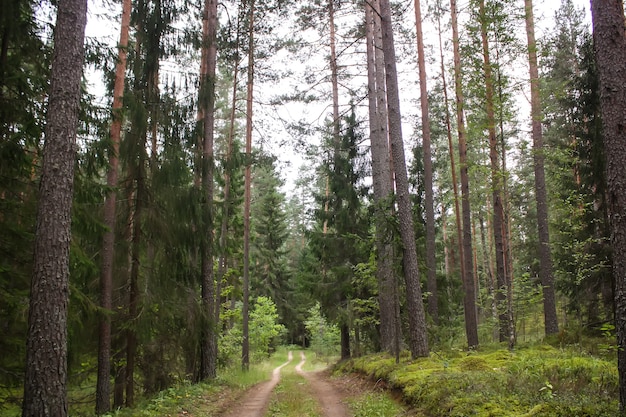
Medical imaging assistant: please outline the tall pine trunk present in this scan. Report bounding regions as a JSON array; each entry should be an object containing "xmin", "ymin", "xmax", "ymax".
[
  {"xmin": 435, "ymin": 3, "xmax": 464, "ymax": 302},
  {"xmin": 97, "ymin": 0, "xmax": 131, "ymax": 411},
  {"xmin": 198, "ymin": 0, "xmax": 218, "ymax": 381},
  {"xmin": 478, "ymin": 0, "xmax": 511, "ymax": 346},
  {"xmin": 22, "ymin": 0, "xmax": 87, "ymax": 414},
  {"xmin": 125, "ymin": 172, "xmax": 143, "ymax": 407},
  {"xmin": 590, "ymin": 0, "xmax": 626, "ymax": 409},
  {"xmin": 218, "ymin": 2, "xmax": 243, "ymax": 339},
  {"xmin": 365, "ymin": 0, "xmax": 399, "ymax": 357},
  {"xmin": 414, "ymin": 0, "xmax": 438, "ymax": 323},
  {"xmin": 450, "ymin": 0, "xmax": 479, "ymax": 348},
  {"xmin": 524, "ymin": 0, "xmax": 559, "ymax": 336},
  {"xmin": 242, "ymin": 0, "xmax": 255, "ymax": 371},
  {"xmin": 379, "ymin": 0, "xmax": 429, "ymax": 358}
]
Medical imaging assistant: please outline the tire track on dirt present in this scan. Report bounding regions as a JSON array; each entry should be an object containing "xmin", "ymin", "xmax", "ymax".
[
  {"xmin": 295, "ymin": 351, "xmax": 350, "ymax": 417},
  {"xmin": 220, "ymin": 351, "xmax": 293, "ymax": 417}
]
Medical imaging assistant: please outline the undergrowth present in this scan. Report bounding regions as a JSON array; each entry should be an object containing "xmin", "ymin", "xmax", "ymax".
[
  {"xmin": 336, "ymin": 342, "xmax": 619, "ymax": 416},
  {"xmin": 98, "ymin": 348, "xmax": 293, "ymax": 417}
]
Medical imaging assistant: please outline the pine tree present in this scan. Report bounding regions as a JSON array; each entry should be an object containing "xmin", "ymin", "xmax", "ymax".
[
  {"xmin": 365, "ymin": 0, "xmax": 400, "ymax": 357},
  {"xmin": 590, "ymin": 0, "xmax": 626, "ymax": 409},
  {"xmin": 523, "ymin": 0, "xmax": 559, "ymax": 337},
  {"xmin": 450, "ymin": 0, "xmax": 479, "ymax": 348},
  {"xmin": 97, "ymin": 0, "xmax": 132, "ymax": 411},
  {"xmin": 22, "ymin": 0, "xmax": 87, "ymax": 414},
  {"xmin": 198, "ymin": 0, "xmax": 219, "ymax": 381},
  {"xmin": 414, "ymin": 0, "xmax": 438, "ymax": 323},
  {"xmin": 242, "ymin": 0, "xmax": 255, "ymax": 372},
  {"xmin": 379, "ymin": 0, "xmax": 429, "ymax": 358}
]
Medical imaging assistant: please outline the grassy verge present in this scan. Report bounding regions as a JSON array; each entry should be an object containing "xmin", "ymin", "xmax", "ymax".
[
  {"xmin": 99, "ymin": 350, "xmax": 291, "ymax": 417},
  {"xmin": 336, "ymin": 343, "xmax": 619, "ymax": 416},
  {"xmin": 347, "ymin": 392, "xmax": 405, "ymax": 417}
]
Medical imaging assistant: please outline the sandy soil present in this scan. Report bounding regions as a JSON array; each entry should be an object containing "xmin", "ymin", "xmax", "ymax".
[{"xmin": 295, "ymin": 351, "xmax": 351, "ymax": 417}]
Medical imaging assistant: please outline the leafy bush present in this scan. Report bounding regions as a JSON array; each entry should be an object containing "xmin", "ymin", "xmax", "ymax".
[
  {"xmin": 304, "ymin": 303, "xmax": 340, "ymax": 357},
  {"xmin": 219, "ymin": 297, "xmax": 286, "ymax": 366}
]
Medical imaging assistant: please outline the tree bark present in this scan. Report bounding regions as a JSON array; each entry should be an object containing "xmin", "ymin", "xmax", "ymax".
[
  {"xmin": 450, "ymin": 0, "xmax": 479, "ymax": 348},
  {"xmin": 365, "ymin": 0, "xmax": 398, "ymax": 357},
  {"xmin": 96, "ymin": 0, "xmax": 131, "ymax": 412},
  {"xmin": 242, "ymin": 0, "xmax": 255, "ymax": 372},
  {"xmin": 379, "ymin": 0, "xmax": 429, "ymax": 358},
  {"xmin": 125, "ymin": 173, "xmax": 143, "ymax": 407},
  {"xmin": 590, "ymin": 0, "xmax": 626, "ymax": 410},
  {"xmin": 414, "ymin": 0, "xmax": 438, "ymax": 324},
  {"xmin": 524, "ymin": 0, "xmax": 559, "ymax": 336},
  {"xmin": 199, "ymin": 0, "xmax": 218, "ymax": 381},
  {"xmin": 21, "ymin": 0, "xmax": 87, "ymax": 414},
  {"xmin": 436, "ymin": 4, "xmax": 464, "ymax": 302},
  {"xmin": 478, "ymin": 0, "xmax": 510, "ymax": 345}
]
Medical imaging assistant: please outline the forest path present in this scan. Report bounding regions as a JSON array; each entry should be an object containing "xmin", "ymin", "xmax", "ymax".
[
  {"xmin": 295, "ymin": 351, "xmax": 351, "ymax": 417},
  {"xmin": 219, "ymin": 351, "xmax": 352, "ymax": 417},
  {"xmin": 220, "ymin": 351, "xmax": 294, "ymax": 417}
]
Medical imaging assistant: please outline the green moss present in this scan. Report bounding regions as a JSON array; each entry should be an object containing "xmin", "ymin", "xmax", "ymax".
[
  {"xmin": 458, "ymin": 356, "xmax": 492, "ymax": 371},
  {"xmin": 338, "ymin": 343, "xmax": 620, "ymax": 417}
]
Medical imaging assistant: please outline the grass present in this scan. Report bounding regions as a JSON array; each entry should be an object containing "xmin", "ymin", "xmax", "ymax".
[
  {"xmin": 337, "ymin": 342, "xmax": 620, "ymax": 417},
  {"xmin": 265, "ymin": 358, "xmax": 322, "ymax": 417},
  {"xmin": 98, "ymin": 352, "xmax": 285, "ymax": 417},
  {"xmin": 347, "ymin": 392, "xmax": 405, "ymax": 417}
]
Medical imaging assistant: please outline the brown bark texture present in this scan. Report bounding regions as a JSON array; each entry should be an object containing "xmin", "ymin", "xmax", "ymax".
[
  {"xmin": 365, "ymin": 0, "xmax": 398, "ymax": 356},
  {"xmin": 478, "ymin": 0, "xmax": 511, "ymax": 345},
  {"xmin": 22, "ymin": 0, "xmax": 87, "ymax": 415},
  {"xmin": 199, "ymin": 0, "xmax": 219, "ymax": 381},
  {"xmin": 436, "ymin": 5, "xmax": 465, "ymax": 303},
  {"xmin": 524, "ymin": 0, "xmax": 559, "ymax": 336},
  {"xmin": 590, "ymin": 0, "xmax": 626, "ymax": 410},
  {"xmin": 450, "ymin": 0, "xmax": 479, "ymax": 348},
  {"xmin": 242, "ymin": 0, "xmax": 255, "ymax": 372},
  {"xmin": 379, "ymin": 0, "xmax": 429, "ymax": 358},
  {"xmin": 414, "ymin": 0, "xmax": 438, "ymax": 324},
  {"xmin": 96, "ymin": 0, "xmax": 132, "ymax": 412}
]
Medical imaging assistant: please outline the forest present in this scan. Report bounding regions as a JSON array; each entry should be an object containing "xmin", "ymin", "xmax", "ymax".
[{"xmin": 2, "ymin": 0, "xmax": 626, "ymax": 415}]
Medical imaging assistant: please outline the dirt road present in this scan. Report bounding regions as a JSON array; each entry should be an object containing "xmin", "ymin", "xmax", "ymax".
[
  {"xmin": 220, "ymin": 351, "xmax": 351, "ymax": 417},
  {"xmin": 221, "ymin": 351, "xmax": 294, "ymax": 417},
  {"xmin": 295, "ymin": 351, "xmax": 351, "ymax": 417}
]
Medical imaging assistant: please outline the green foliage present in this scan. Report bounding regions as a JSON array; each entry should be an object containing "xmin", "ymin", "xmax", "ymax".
[
  {"xmin": 348, "ymin": 392, "xmax": 404, "ymax": 417},
  {"xmin": 542, "ymin": 0, "xmax": 612, "ymax": 326},
  {"xmin": 96, "ymin": 363, "xmax": 270, "ymax": 417},
  {"xmin": 219, "ymin": 297, "xmax": 286, "ymax": 366},
  {"xmin": 339, "ymin": 344, "xmax": 619, "ymax": 416},
  {"xmin": 304, "ymin": 303, "xmax": 340, "ymax": 357},
  {"xmin": 249, "ymin": 296, "xmax": 287, "ymax": 361}
]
